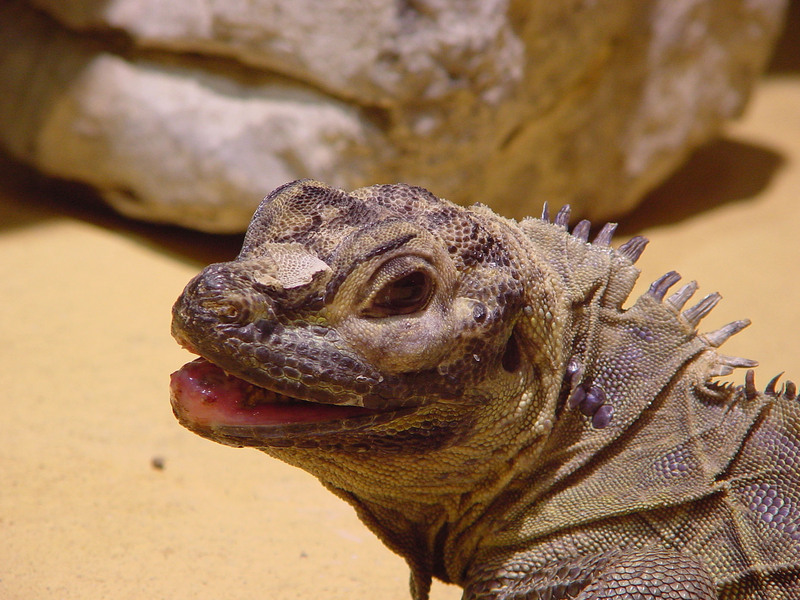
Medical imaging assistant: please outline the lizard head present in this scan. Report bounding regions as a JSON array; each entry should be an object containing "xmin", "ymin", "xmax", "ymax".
[{"xmin": 171, "ymin": 179, "xmax": 551, "ymax": 453}]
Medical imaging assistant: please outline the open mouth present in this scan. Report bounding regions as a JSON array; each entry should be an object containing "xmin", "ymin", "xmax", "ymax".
[{"xmin": 170, "ymin": 357, "xmax": 386, "ymax": 434}]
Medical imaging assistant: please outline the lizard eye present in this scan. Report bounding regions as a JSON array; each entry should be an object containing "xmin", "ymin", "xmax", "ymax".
[{"xmin": 364, "ymin": 270, "xmax": 433, "ymax": 317}]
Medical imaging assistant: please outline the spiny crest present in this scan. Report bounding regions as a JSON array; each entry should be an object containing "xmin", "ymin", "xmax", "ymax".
[
  {"xmin": 540, "ymin": 202, "xmax": 649, "ymax": 263},
  {"xmin": 743, "ymin": 369, "xmax": 799, "ymax": 402},
  {"xmin": 541, "ymin": 203, "xmax": 757, "ymax": 363},
  {"xmin": 541, "ymin": 203, "xmax": 775, "ymax": 430},
  {"xmin": 644, "ymin": 269, "xmax": 757, "ymax": 375}
]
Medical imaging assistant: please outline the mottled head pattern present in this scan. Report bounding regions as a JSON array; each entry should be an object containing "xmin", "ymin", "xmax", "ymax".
[{"xmin": 173, "ymin": 180, "xmax": 551, "ymax": 425}]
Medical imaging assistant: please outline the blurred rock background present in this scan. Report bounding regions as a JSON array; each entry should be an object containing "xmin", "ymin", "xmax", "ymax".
[{"xmin": 0, "ymin": 0, "xmax": 789, "ymax": 231}]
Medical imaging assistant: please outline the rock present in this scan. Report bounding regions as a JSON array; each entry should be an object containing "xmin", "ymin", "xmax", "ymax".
[
  {"xmin": 0, "ymin": 0, "xmax": 787, "ymax": 231},
  {"xmin": 0, "ymin": 2, "xmax": 385, "ymax": 231}
]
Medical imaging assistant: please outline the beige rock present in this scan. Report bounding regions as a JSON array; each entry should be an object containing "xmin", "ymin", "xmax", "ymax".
[
  {"xmin": 0, "ymin": 2, "xmax": 385, "ymax": 231},
  {"xmin": 0, "ymin": 0, "xmax": 787, "ymax": 231}
]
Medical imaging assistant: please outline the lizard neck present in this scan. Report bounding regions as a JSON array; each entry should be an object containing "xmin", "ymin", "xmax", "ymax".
[{"xmin": 260, "ymin": 390, "xmax": 554, "ymax": 590}]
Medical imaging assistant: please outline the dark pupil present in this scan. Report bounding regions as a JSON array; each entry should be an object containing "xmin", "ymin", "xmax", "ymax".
[{"xmin": 375, "ymin": 271, "xmax": 429, "ymax": 313}]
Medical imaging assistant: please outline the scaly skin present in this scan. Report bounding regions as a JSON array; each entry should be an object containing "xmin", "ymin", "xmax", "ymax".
[{"xmin": 171, "ymin": 180, "xmax": 800, "ymax": 599}]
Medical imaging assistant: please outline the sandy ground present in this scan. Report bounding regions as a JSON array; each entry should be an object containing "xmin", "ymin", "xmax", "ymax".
[{"xmin": 2, "ymin": 23, "xmax": 799, "ymax": 600}]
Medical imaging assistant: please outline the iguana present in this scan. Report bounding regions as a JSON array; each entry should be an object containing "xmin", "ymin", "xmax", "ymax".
[{"xmin": 170, "ymin": 179, "xmax": 800, "ymax": 599}]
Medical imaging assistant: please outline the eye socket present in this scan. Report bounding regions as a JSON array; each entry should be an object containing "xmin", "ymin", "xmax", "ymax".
[{"xmin": 364, "ymin": 270, "xmax": 433, "ymax": 317}]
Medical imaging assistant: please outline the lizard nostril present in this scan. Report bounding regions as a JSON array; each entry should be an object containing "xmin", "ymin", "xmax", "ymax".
[
  {"xmin": 182, "ymin": 264, "xmax": 255, "ymax": 325},
  {"xmin": 217, "ymin": 302, "xmax": 242, "ymax": 322},
  {"xmin": 203, "ymin": 296, "xmax": 250, "ymax": 324}
]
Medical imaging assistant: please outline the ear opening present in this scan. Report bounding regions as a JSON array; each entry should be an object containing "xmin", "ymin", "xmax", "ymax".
[{"xmin": 501, "ymin": 328, "xmax": 521, "ymax": 373}]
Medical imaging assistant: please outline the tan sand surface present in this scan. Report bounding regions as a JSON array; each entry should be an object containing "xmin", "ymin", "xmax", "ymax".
[{"xmin": 2, "ymin": 38, "xmax": 799, "ymax": 600}]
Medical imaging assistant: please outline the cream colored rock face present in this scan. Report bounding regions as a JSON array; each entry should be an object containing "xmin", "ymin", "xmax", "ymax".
[{"xmin": 0, "ymin": 0, "xmax": 789, "ymax": 231}]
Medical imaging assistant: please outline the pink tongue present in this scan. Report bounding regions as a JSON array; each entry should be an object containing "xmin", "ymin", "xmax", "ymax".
[{"xmin": 170, "ymin": 358, "xmax": 374, "ymax": 427}]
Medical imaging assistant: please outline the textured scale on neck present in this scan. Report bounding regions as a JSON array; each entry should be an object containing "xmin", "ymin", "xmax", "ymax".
[{"xmin": 478, "ymin": 204, "xmax": 764, "ymax": 553}]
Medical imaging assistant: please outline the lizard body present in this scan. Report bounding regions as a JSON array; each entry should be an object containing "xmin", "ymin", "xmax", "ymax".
[{"xmin": 171, "ymin": 180, "xmax": 800, "ymax": 599}]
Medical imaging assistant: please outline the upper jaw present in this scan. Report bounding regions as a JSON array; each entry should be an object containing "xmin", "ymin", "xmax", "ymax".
[{"xmin": 171, "ymin": 295, "xmax": 430, "ymax": 412}]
